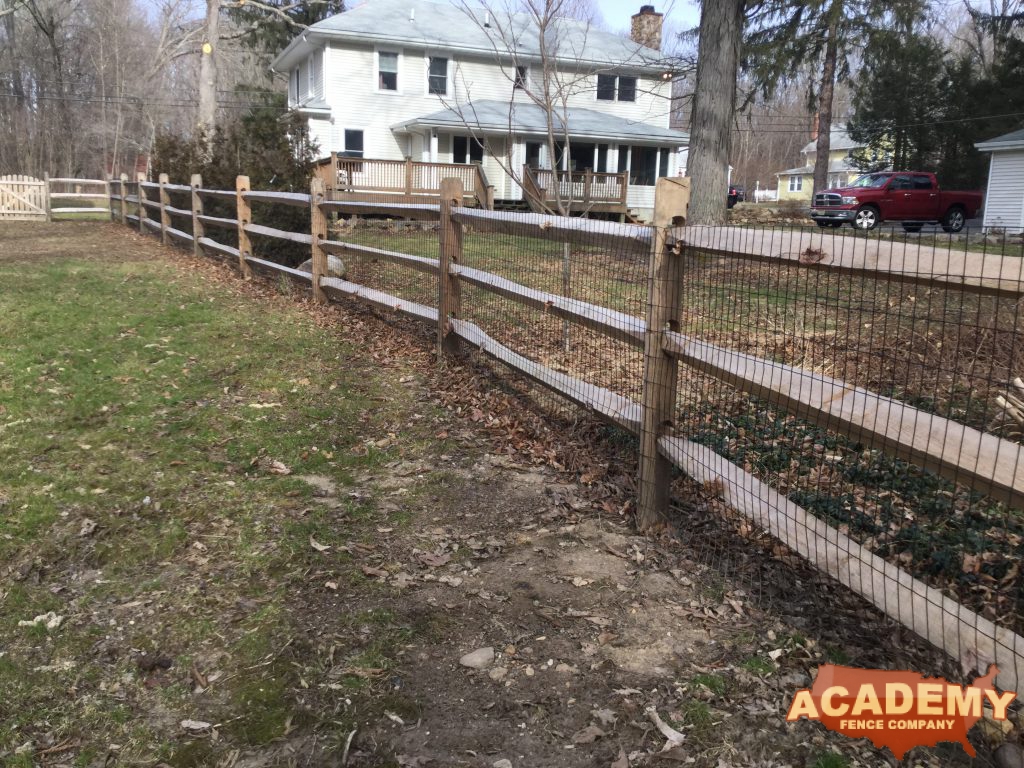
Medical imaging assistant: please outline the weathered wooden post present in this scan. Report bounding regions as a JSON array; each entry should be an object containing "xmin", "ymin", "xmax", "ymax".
[
  {"xmin": 43, "ymin": 173, "xmax": 52, "ymax": 223},
  {"xmin": 104, "ymin": 175, "xmax": 113, "ymax": 222},
  {"xmin": 191, "ymin": 174, "xmax": 204, "ymax": 259},
  {"xmin": 137, "ymin": 172, "xmax": 148, "ymax": 234},
  {"xmin": 309, "ymin": 176, "xmax": 329, "ymax": 304},
  {"xmin": 637, "ymin": 176, "xmax": 691, "ymax": 531},
  {"xmin": 119, "ymin": 174, "xmax": 128, "ymax": 226},
  {"xmin": 235, "ymin": 175, "xmax": 253, "ymax": 278},
  {"xmin": 328, "ymin": 151, "xmax": 338, "ymax": 194},
  {"xmin": 405, "ymin": 157, "xmax": 414, "ymax": 200},
  {"xmin": 158, "ymin": 173, "xmax": 171, "ymax": 245},
  {"xmin": 437, "ymin": 177, "xmax": 464, "ymax": 358}
]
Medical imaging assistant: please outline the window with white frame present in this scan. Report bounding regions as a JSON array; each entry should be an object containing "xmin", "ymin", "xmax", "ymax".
[
  {"xmin": 788, "ymin": 175, "xmax": 803, "ymax": 192},
  {"xmin": 596, "ymin": 74, "xmax": 637, "ymax": 102},
  {"xmin": 342, "ymin": 129, "xmax": 364, "ymax": 158},
  {"xmin": 428, "ymin": 57, "xmax": 448, "ymax": 95},
  {"xmin": 378, "ymin": 51, "xmax": 398, "ymax": 91}
]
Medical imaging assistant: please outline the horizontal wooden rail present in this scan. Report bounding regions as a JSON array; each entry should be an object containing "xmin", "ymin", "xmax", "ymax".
[
  {"xmin": 166, "ymin": 226, "xmax": 193, "ymax": 243},
  {"xmin": 662, "ymin": 331, "xmax": 1024, "ymax": 509},
  {"xmin": 141, "ymin": 198, "xmax": 161, "ymax": 211},
  {"xmin": 198, "ymin": 237, "xmax": 240, "ymax": 260},
  {"xmin": 243, "ymin": 190, "xmax": 311, "ymax": 208},
  {"xmin": 243, "ymin": 222, "xmax": 313, "ymax": 245},
  {"xmin": 164, "ymin": 204, "xmax": 192, "ymax": 219},
  {"xmin": 51, "ymin": 207, "xmax": 111, "ymax": 214},
  {"xmin": 50, "ymin": 192, "xmax": 108, "ymax": 200},
  {"xmin": 452, "ymin": 319, "xmax": 641, "ymax": 432},
  {"xmin": 197, "ymin": 188, "xmax": 237, "ymax": 201},
  {"xmin": 143, "ymin": 218, "xmax": 160, "ymax": 231},
  {"xmin": 674, "ymin": 226, "xmax": 1024, "ymax": 297},
  {"xmin": 162, "ymin": 182, "xmax": 191, "ymax": 193},
  {"xmin": 320, "ymin": 201, "xmax": 441, "ymax": 220},
  {"xmin": 48, "ymin": 177, "xmax": 106, "ymax": 185},
  {"xmin": 139, "ymin": 181, "xmax": 160, "ymax": 190},
  {"xmin": 452, "ymin": 208, "xmax": 651, "ymax": 252},
  {"xmin": 197, "ymin": 214, "xmax": 238, "ymax": 231},
  {"xmin": 123, "ymin": 195, "xmax": 139, "ymax": 205},
  {"xmin": 321, "ymin": 240, "xmax": 439, "ymax": 275},
  {"xmin": 320, "ymin": 276, "xmax": 438, "ymax": 325},
  {"xmin": 452, "ymin": 264, "xmax": 645, "ymax": 347},
  {"xmin": 245, "ymin": 256, "xmax": 313, "ymax": 285},
  {"xmin": 657, "ymin": 435, "xmax": 1024, "ymax": 691},
  {"xmin": 126, "ymin": 214, "xmax": 139, "ymax": 225}
]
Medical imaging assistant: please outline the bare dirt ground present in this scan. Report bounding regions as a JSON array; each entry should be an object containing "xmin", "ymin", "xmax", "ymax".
[{"xmin": 1, "ymin": 222, "xmax": 1018, "ymax": 768}]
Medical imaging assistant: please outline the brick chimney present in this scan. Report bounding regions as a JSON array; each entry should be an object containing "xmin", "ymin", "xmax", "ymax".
[{"xmin": 631, "ymin": 5, "xmax": 663, "ymax": 52}]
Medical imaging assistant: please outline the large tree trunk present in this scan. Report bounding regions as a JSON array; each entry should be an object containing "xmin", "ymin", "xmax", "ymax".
[
  {"xmin": 687, "ymin": 0, "xmax": 745, "ymax": 225},
  {"xmin": 812, "ymin": 3, "xmax": 839, "ymax": 195},
  {"xmin": 197, "ymin": 0, "xmax": 220, "ymax": 155}
]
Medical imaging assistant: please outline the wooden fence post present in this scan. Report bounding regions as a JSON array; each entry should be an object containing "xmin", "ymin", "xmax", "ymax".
[
  {"xmin": 438, "ymin": 177, "xmax": 464, "ymax": 357},
  {"xmin": 310, "ymin": 176, "xmax": 328, "ymax": 304},
  {"xmin": 638, "ymin": 176, "xmax": 691, "ymax": 531},
  {"xmin": 405, "ymin": 157, "xmax": 414, "ymax": 200},
  {"xmin": 104, "ymin": 175, "xmax": 113, "ymax": 222},
  {"xmin": 158, "ymin": 173, "xmax": 171, "ymax": 246},
  {"xmin": 43, "ymin": 173, "xmax": 52, "ymax": 223},
  {"xmin": 236, "ymin": 175, "xmax": 253, "ymax": 278},
  {"xmin": 119, "ymin": 174, "xmax": 128, "ymax": 226},
  {"xmin": 328, "ymin": 151, "xmax": 338, "ymax": 194},
  {"xmin": 137, "ymin": 172, "xmax": 147, "ymax": 234},
  {"xmin": 191, "ymin": 174, "xmax": 204, "ymax": 259}
]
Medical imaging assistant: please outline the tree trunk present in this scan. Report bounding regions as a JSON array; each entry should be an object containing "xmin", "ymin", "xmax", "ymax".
[
  {"xmin": 197, "ymin": 0, "xmax": 220, "ymax": 155},
  {"xmin": 687, "ymin": 0, "xmax": 744, "ymax": 225},
  {"xmin": 812, "ymin": 4, "xmax": 839, "ymax": 195}
]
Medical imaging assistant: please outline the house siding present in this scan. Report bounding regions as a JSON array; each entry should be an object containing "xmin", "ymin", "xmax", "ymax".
[{"xmin": 982, "ymin": 150, "xmax": 1024, "ymax": 232}]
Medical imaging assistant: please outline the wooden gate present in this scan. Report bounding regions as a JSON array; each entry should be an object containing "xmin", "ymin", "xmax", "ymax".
[{"xmin": 0, "ymin": 175, "xmax": 47, "ymax": 220}]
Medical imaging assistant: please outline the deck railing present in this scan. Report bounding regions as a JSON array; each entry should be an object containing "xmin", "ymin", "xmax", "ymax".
[
  {"xmin": 318, "ymin": 155, "xmax": 494, "ymax": 209},
  {"xmin": 524, "ymin": 166, "xmax": 628, "ymax": 210}
]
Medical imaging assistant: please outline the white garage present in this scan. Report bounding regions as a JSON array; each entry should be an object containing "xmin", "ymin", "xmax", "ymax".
[{"xmin": 976, "ymin": 127, "xmax": 1024, "ymax": 233}]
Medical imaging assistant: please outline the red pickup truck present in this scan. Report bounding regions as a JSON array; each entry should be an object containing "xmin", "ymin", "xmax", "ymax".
[{"xmin": 809, "ymin": 172, "xmax": 983, "ymax": 232}]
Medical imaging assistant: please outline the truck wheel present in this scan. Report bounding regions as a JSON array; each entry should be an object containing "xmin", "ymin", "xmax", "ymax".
[
  {"xmin": 853, "ymin": 206, "xmax": 879, "ymax": 231},
  {"xmin": 941, "ymin": 207, "xmax": 966, "ymax": 233},
  {"xmin": 902, "ymin": 223, "xmax": 923, "ymax": 233}
]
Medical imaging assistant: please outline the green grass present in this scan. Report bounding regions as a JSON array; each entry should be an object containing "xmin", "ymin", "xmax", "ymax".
[
  {"xmin": 810, "ymin": 752, "xmax": 851, "ymax": 768},
  {"xmin": 0, "ymin": 235, "xmax": 446, "ymax": 764}
]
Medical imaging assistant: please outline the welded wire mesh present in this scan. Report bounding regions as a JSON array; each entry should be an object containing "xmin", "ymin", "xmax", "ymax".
[{"xmin": 665, "ymin": 224, "xmax": 1024, "ymax": 683}]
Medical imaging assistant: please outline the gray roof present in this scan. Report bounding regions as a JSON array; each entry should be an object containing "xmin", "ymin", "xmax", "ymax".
[
  {"xmin": 776, "ymin": 158, "xmax": 860, "ymax": 177},
  {"xmin": 273, "ymin": 0, "xmax": 667, "ymax": 72},
  {"xmin": 976, "ymin": 126, "xmax": 1024, "ymax": 151},
  {"xmin": 393, "ymin": 100, "xmax": 689, "ymax": 145},
  {"xmin": 800, "ymin": 125, "xmax": 863, "ymax": 155}
]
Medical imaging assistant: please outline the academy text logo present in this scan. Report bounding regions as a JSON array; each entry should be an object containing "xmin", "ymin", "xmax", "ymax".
[{"xmin": 785, "ymin": 664, "xmax": 1017, "ymax": 759}]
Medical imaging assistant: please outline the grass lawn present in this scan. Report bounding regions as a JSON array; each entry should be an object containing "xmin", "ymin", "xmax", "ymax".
[{"xmin": 0, "ymin": 223, "xmax": 451, "ymax": 765}]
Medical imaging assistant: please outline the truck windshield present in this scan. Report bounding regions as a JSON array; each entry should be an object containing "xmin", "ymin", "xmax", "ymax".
[{"xmin": 849, "ymin": 174, "xmax": 892, "ymax": 188}]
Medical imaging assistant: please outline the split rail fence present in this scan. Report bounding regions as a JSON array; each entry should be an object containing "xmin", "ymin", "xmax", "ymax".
[{"xmin": 101, "ymin": 171, "xmax": 1024, "ymax": 692}]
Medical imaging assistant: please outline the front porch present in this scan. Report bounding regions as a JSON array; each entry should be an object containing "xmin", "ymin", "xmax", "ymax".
[{"xmin": 314, "ymin": 155, "xmax": 654, "ymax": 220}]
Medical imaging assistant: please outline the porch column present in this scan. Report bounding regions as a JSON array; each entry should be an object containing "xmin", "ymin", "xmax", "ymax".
[{"xmin": 430, "ymin": 130, "xmax": 439, "ymax": 163}]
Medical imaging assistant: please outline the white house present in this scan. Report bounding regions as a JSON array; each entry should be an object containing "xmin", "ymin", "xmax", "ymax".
[
  {"xmin": 271, "ymin": 0, "xmax": 688, "ymax": 219},
  {"xmin": 975, "ymin": 127, "xmax": 1024, "ymax": 233}
]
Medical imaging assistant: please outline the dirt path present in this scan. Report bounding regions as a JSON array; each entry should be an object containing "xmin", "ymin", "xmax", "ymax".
[{"xmin": 0, "ymin": 222, "xmax": 1011, "ymax": 768}]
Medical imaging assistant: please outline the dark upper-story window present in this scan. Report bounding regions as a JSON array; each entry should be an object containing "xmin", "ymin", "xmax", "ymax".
[
  {"xmin": 378, "ymin": 51, "xmax": 398, "ymax": 91},
  {"xmin": 514, "ymin": 65, "xmax": 528, "ymax": 89},
  {"xmin": 429, "ymin": 57, "xmax": 448, "ymax": 95},
  {"xmin": 597, "ymin": 74, "xmax": 637, "ymax": 102}
]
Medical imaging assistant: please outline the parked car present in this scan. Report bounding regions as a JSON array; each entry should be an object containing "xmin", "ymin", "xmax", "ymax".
[
  {"xmin": 727, "ymin": 186, "xmax": 739, "ymax": 209},
  {"xmin": 809, "ymin": 172, "xmax": 983, "ymax": 232}
]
